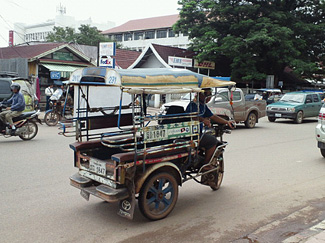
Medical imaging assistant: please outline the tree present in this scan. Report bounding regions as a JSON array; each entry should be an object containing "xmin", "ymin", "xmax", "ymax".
[
  {"xmin": 174, "ymin": 0, "xmax": 325, "ymax": 85},
  {"xmin": 46, "ymin": 26, "xmax": 77, "ymax": 43},
  {"xmin": 46, "ymin": 24, "xmax": 113, "ymax": 46}
]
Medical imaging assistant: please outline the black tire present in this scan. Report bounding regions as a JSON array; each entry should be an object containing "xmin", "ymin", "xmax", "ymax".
[
  {"xmin": 138, "ymin": 172, "xmax": 178, "ymax": 220},
  {"xmin": 294, "ymin": 111, "xmax": 303, "ymax": 124},
  {"xmin": 19, "ymin": 121, "xmax": 38, "ymax": 140},
  {"xmin": 44, "ymin": 111, "xmax": 60, "ymax": 126},
  {"xmin": 245, "ymin": 112, "xmax": 257, "ymax": 128},
  {"xmin": 268, "ymin": 117, "xmax": 276, "ymax": 122},
  {"xmin": 209, "ymin": 156, "xmax": 224, "ymax": 191},
  {"xmin": 321, "ymin": 149, "xmax": 325, "ymax": 158}
]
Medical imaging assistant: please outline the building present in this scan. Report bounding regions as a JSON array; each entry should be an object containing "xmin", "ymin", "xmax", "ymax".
[
  {"xmin": 12, "ymin": 5, "xmax": 115, "ymax": 46},
  {"xmin": 0, "ymin": 42, "xmax": 141, "ymax": 108},
  {"xmin": 129, "ymin": 43, "xmax": 196, "ymax": 69},
  {"xmin": 0, "ymin": 43, "xmax": 96, "ymax": 109},
  {"xmin": 101, "ymin": 14, "xmax": 190, "ymax": 52},
  {"xmin": 127, "ymin": 43, "xmax": 199, "ymax": 107}
]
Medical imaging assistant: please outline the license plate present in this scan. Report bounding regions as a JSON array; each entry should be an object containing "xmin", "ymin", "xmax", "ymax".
[
  {"xmin": 144, "ymin": 129, "xmax": 167, "ymax": 141},
  {"xmin": 89, "ymin": 159, "xmax": 106, "ymax": 176},
  {"xmin": 275, "ymin": 113, "xmax": 282, "ymax": 117}
]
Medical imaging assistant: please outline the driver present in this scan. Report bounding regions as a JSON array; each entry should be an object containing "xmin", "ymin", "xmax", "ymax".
[
  {"xmin": 0, "ymin": 83, "xmax": 26, "ymax": 134},
  {"xmin": 186, "ymin": 88, "xmax": 234, "ymax": 166}
]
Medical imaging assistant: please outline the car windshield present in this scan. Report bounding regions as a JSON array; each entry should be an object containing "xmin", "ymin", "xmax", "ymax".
[
  {"xmin": 181, "ymin": 93, "xmax": 195, "ymax": 100},
  {"xmin": 280, "ymin": 93, "xmax": 305, "ymax": 103}
]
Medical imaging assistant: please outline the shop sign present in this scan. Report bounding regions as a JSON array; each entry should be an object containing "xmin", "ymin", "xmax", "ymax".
[
  {"xmin": 168, "ymin": 56, "xmax": 192, "ymax": 67},
  {"xmin": 99, "ymin": 42, "xmax": 116, "ymax": 56},
  {"xmin": 50, "ymin": 71, "xmax": 61, "ymax": 80},
  {"xmin": 99, "ymin": 56, "xmax": 115, "ymax": 68},
  {"xmin": 9, "ymin": 30, "xmax": 13, "ymax": 47},
  {"xmin": 194, "ymin": 60, "xmax": 215, "ymax": 69},
  {"xmin": 53, "ymin": 52, "xmax": 73, "ymax": 61}
]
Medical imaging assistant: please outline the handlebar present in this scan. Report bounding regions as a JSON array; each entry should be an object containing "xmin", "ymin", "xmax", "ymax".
[{"xmin": 204, "ymin": 122, "xmax": 234, "ymax": 139}]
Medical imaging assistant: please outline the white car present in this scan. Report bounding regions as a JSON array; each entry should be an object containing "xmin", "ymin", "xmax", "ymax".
[{"xmin": 315, "ymin": 103, "xmax": 325, "ymax": 157}]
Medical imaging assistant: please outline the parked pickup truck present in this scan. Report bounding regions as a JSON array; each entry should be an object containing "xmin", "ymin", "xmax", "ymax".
[{"xmin": 160, "ymin": 88, "xmax": 266, "ymax": 128}]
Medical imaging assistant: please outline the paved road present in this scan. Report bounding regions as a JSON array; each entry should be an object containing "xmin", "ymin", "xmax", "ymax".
[{"xmin": 1, "ymin": 117, "xmax": 325, "ymax": 243}]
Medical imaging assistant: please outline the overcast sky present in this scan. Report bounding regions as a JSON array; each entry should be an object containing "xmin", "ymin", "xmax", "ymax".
[{"xmin": 0, "ymin": 0, "xmax": 181, "ymax": 47}]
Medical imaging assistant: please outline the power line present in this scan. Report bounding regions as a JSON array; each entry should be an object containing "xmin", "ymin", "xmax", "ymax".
[{"xmin": 0, "ymin": 14, "xmax": 12, "ymax": 30}]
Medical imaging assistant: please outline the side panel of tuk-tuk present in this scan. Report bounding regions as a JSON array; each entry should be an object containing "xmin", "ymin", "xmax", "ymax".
[{"xmin": 73, "ymin": 85, "xmax": 132, "ymax": 118}]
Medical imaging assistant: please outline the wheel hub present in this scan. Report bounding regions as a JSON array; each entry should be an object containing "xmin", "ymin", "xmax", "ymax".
[{"xmin": 157, "ymin": 191, "xmax": 164, "ymax": 201}]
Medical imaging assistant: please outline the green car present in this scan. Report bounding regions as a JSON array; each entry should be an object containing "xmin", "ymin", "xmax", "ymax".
[{"xmin": 266, "ymin": 91, "xmax": 323, "ymax": 124}]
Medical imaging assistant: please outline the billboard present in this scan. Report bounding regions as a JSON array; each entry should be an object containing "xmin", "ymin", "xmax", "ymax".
[
  {"xmin": 168, "ymin": 56, "xmax": 192, "ymax": 67},
  {"xmin": 99, "ymin": 42, "xmax": 116, "ymax": 56},
  {"xmin": 99, "ymin": 56, "xmax": 115, "ymax": 68},
  {"xmin": 194, "ymin": 60, "xmax": 215, "ymax": 69}
]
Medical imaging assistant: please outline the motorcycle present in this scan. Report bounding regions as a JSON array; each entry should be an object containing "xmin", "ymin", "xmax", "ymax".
[
  {"xmin": 44, "ymin": 99, "xmax": 62, "ymax": 126},
  {"xmin": 0, "ymin": 103, "xmax": 42, "ymax": 140},
  {"xmin": 44, "ymin": 90, "xmax": 73, "ymax": 126}
]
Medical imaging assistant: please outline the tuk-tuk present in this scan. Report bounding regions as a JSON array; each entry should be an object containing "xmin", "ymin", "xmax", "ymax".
[{"xmin": 60, "ymin": 67, "xmax": 235, "ymax": 220}]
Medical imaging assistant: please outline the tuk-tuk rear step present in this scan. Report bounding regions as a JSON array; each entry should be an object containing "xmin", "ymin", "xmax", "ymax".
[
  {"xmin": 70, "ymin": 173, "xmax": 128, "ymax": 202},
  {"xmin": 70, "ymin": 173, "xmax": 92, "ymax": 187},
  {"xmin": 79, "ymin": 186, "xmax": 129, "ymax": 203}
]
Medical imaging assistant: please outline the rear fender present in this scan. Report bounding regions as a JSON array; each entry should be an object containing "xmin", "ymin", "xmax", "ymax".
[
  {"xmin": 29, "ymin": 111, "xmax": 42, "ymax": 124},
  {"xmin": 135, "ymin": 162, "xmax": 182, "ymax": 194},
  {"xmin": 32, "ymin": 116, "xmax": 42, "ymax": 125}
]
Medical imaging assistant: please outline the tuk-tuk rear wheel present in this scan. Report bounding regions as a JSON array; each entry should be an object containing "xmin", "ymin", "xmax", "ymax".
[{"xmin": 138, "ymin": 172, "xmax": 178, "ymax": 220}]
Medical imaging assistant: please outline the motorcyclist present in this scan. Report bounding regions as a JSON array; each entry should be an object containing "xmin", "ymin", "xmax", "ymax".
[
  {"xmin": 186, "ymin": 88, "xmax": 234, "ymax": 167},
  {"xmin": 0, "ymin": 83, "xmax": 26, "ymax": 134},
  {"xmin": 50, "ymin": 85, "xmax": 64, "ymax": 101}
]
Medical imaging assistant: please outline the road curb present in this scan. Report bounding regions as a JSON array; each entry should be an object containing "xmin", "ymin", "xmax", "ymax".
[{"xmin": 282, "ymin": 220, "xmax": 325, "ymax": 243}]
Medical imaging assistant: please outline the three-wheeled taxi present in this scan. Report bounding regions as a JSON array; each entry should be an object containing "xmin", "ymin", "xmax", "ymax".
[{"xmin": 60, "ymin": 67, "xmax": 235, "ymax": 220}]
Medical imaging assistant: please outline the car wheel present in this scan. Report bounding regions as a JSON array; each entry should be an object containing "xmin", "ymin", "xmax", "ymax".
[
  {"xmin": 294, "ymin": 111, "xmax": 303, "ymax": 124},
  {"xmin": 321, "ymin": 149, "xmax": 325, "ymax": 158},
  {"xmin": 245, "ymin": 112, "xmax": 257, "ymax": 128},
  {"xmin": 268, "ymin": 117, "xmax": 276, "ymax": 122}
]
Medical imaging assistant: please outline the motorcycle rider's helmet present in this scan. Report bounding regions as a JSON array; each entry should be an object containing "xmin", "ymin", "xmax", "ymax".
[{"xmin": 10, "ymin": 83, "xmax": 21, "ymax": 91}]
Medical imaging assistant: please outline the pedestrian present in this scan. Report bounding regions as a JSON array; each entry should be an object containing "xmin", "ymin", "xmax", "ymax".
[
  {"xmin": 45, "ymin": 84, "xmax": 54, "ymax": 110},
  {"xmin": 0, "ymin": 83, "xmax": 26, "ymax": 135}
]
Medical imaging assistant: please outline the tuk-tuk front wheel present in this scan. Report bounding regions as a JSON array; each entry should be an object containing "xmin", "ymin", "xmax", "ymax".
[
  {"xmin": 209, "ymin": 157, "xmax": 224, "ymax": 191},
  {"xmin": 138, "ymin": 172, "xmax": 178, "ymax": 220}
]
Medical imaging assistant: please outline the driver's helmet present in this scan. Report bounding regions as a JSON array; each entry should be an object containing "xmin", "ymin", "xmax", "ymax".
[{"xmin": 10, "ymin": 83, "xmax": 21, "ymax": 91}]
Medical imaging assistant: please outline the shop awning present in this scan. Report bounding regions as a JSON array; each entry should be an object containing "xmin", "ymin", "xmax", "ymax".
[{"xmin": 41, "ymin": 63, "xmax": 82, "ymax": 72}]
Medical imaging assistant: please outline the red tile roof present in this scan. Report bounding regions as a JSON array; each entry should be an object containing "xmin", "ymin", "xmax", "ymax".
[
  {"xmin": 0, "ymin": 43, "xmax": 63, "ymax": 59},
  {"xmin": 115, "ymin": 49, "xmax": 141, "ymax": 69},
  {"xmin": 102, "ymin": 14, "xmax": 179, "ymax": 34}
]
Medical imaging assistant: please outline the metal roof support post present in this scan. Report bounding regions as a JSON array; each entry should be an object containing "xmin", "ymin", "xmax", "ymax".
[{"xmin": 154, "ymin": 94, "xmax": 160, "ymax": 108}]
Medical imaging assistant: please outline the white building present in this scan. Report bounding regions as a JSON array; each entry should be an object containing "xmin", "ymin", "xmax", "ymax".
[
  {"xmin": 101, "ymin": 14, "xmax": 190, "ymax": 52},
  {"xmin": 13, "ymin": 6, "xmax": 115, "ymax": 46}
]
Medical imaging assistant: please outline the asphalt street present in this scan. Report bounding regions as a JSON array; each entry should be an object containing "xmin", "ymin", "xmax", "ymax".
[{"xmin": 1, "ymin": 116, "xmax": 325, "ymax": 243}]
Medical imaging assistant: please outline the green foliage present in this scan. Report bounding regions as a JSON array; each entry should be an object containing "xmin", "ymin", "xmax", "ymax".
[
  {"xmin": 46, "ymin": 24, "xmax": 113, "ymax": 46},
  {"xmin": 175, "ymin": 0, "xmax": 325, "ymax": 83}
]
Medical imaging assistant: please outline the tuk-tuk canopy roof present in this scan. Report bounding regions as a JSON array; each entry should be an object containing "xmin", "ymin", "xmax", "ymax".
[{"xmin": 69, "ymin": 67, "xmax": 235, "ymax": 93}]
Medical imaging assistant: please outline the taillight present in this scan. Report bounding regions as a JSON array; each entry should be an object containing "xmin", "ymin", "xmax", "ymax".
[{"xmin": 318, "ymin": 113, "xmax": 325, "ymax": 120}]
